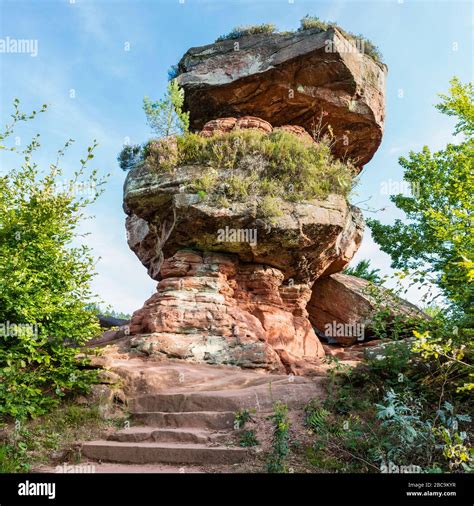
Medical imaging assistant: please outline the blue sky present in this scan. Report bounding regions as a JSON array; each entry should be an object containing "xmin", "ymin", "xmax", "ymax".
[{"xmin": 1, "ymin": 0, "xmax": 472, "ymax": 313}]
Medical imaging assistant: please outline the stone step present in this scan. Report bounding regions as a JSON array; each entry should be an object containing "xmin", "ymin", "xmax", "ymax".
[
  {"xmin": 131, "ymin": 381, "xmax": 322, "ymax": 413},
  {"xmin": 130, "ymin": 393, "xmax": 241, "ymax": 413},
  {"xmin": 132, "ymin": 410, "xmax": 235, "ymax": 430},
  {"xmin": 82, "ymin": 441, "xmax": 247, "ymax": 465},
  {"xmin": 108, "ymin": 427, "xmax": 231, "ymax": 445}
]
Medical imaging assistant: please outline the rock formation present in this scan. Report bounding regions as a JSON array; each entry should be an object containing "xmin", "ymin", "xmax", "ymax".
[
  {"xmin": 308, "ymin": 273, "xmax": 427, "ymax": 346},
  {"xmin": 128, "ymin": 249, "xmax": 324, "ymax": 370},
  {"xmin": 176, "ymin": 26, "xmax": 387, "ymax": 169},
  {"xmin": 123, "ymin": 26, "xmax": 390, "ymax": 372}
]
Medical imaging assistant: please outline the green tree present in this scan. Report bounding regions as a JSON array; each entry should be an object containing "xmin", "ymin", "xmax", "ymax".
[
  {"xmin": 143, "ymin": 80, "xmax": 189, "ymax": 138},
  {"xmin": 344, "ymin": 259, "xmax": 382, "ymax": 284},
  {"xmin": 0, "ymin": 100, "xmax": 107, "ymax": 419},
  {"xmin": 367, "ymin": 78, "xmax": 473, "ymax": 319}
]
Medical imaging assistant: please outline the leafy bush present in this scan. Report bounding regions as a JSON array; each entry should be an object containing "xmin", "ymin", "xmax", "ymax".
[
  {"xmin": 239, "ymin": 430, "xmax": 259, "ymax": 447},
  {"xmin": 267, "ymin": 402, "xmax": 290, "ymax": 473},
  {"xmin": 298, "ymin": 15, "xmax": 329, "ymax": 32},
  {"xmin": 216, "ymin": 24, "xmax": 277, "ymax": 42},
  {"xmin": 368, "ymin": 79, "xmax": 473, "ymax": 319},
  {"xmin": 0, "ymin": 100, "xmax": 105, "ymax": 420},
  {"xmin": 0, "ymin": 401, "xmax": 128, "ymax": 472},
  {"xmin": 305, "ymin": 365, "xmax": 472, "ymax": 473},
  {"xmin": 233, "ymin": 408, "xmax": 254, "ymax": 429}
]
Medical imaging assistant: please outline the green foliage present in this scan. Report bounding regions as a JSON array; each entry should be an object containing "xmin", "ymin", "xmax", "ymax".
[
  {"xmin": 234, "ymin": 409, "xmax": 259, "ymax": 448},
  {"xmin": 88, "ymin": 303, "xmax": 131, "ymax": 321},
  {"xmin": 267, "ymin": 401, "xmax": 290, "ymax": 473},
  {"xmin": 362, "ymin": 282, "xmax": 423, "ymax": 342},
  {"xmin": 305, "ymin": 404, "xmax": 332, "ymax": 432},
  {"xmin": 213, "ymin": 19, "xmax": 383, "ymax": 63},
  {"xmin": 0, "ymin": 100, "xmax": 106, "ymax": 420},
  {"xmin": 216, "ymin": 24, "xmax": 277, "ymax": 42},
  {"xmin": 234, "ymin": 408, "xmax": 254, "ymax": 429},
  {"xmin": 367, "ymin": 78, "xmax": 473, "ymax": 318},
  {"xmin": 298, "ymin": 15, "xmax": 329, "ymax": 32},
  {"xmin": 375, "ymin": 389, "xmax": 472, "ymax": 471},
  {"xmin": 375, "ymin": 389, "xmax": 433, "ymax": 464},
  {"xmin": 298, "ymin": 15, "xmax": 383, "ymax": 63},
  {"xmin": 344, "ymin": 259, "xmax": 382, "ymax": 283},
  {"xmin": 143, "ymin": 80, "xmax": 189, "ymax": 138},
  {"xmin": 0, "ymin": 401, "xmax": 127, "ymax": 472},
  {"xmin": 147, "ymin": 129, "xmax": 354, "ymax": 221},
  {"xmin": 304, "ymin": 359, "xmax": 473, "ymax": 473},
  {"xmin": 412, "ymin": 328, "xmax": 474, "ymax": 394},
  {"xmin": 257, "ymin": 195, "xmax": 284, "ymax": 221},
  {"xmin": 117, "ymin": 144, "xmax": 143, "ymax": 172},
  {"xmin": 239, "ymin": 430, "xmax": 259, "ymax": 447}
]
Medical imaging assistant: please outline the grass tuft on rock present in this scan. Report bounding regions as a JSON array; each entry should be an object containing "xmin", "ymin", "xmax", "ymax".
[
  {"xmin": 214, "ymin": 17, "xmax": 383, "ymax": 64},
  {"xmin": 145, "ymin": 129, "xmax": 355, "ymax": 217},
  {"xmin": 215, "ymin": 24, "xmax": 277, "ymax": 42}
]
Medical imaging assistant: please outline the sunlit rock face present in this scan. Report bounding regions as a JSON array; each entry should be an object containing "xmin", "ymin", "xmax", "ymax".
[
  {"xmin": 176, "ymin": 27, "xmax": 387, "ymax": 169},
  {"xmin": 124, "ymin": 144, "xmax": 363, "ymax": 370}
]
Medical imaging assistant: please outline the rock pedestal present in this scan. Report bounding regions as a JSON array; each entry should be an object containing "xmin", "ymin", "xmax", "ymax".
[{"xmin": 129, "ymin": 250, "xmax": 324, "ymax": 371}]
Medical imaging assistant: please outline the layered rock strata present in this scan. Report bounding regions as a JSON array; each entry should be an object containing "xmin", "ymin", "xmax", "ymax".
[
  {"xmin": 129, "ymin": 250, "xmax": 325, "ymax": 371},
  {"xmin": 176, "ymin": 27, "xmax": 387, "ymax": 168}
]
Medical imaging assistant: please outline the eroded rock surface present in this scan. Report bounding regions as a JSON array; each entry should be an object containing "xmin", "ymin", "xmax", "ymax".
[
  {"xmin": 308, "ymin": 273, "xmax": 426, "ymax": 345},
  {"xmin": 129, "ymin": 249, "xmax": 325, "ymax": 371},
  {"xmin": 124, "ymin": 164, "xmax": 364, "ymax": 283},
  {"xmin": 177, "ymin": 27, "xmax": 387, "ymax": 168}
]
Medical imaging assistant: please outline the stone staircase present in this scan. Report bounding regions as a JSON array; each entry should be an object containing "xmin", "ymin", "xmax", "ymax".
[
  {"xmin": 82, "ymin": 367, "xmax": 325, "ymax": 467},
  {"xmin": 82, "ymin": 392, "xmax": 246, "ymax": 465}
]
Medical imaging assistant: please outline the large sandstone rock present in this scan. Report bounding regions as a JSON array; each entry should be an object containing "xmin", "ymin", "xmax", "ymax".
[
  {"xmin": 308, "ymin": 273, "xmax": 426, "ymax": 345},
  {"xmin": 124, "ymin": 162, "xmax": 364, "ymax": 283},
  {"xmin": 123, "ymin": 114, "xmax": 368, "ymax": 369},
  {"xmin": 129, "ymin": 249, "xmax": 324, "ymax": 371},
  {"xmin": 176, "ymin": 27, "xmax": 387, "ymax": 169}
]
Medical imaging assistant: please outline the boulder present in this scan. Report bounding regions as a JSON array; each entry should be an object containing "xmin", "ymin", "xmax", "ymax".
[
  {"xmin": 176, "ymin": 27, "xmax": 387, "ymax": 169},
  {"xmin": 307, "ymin": 273, "xmax": 426, "ymax": 345},
  {"xmin": 124, "ymin": 161, "xmax": 364, "ymax": 283}
]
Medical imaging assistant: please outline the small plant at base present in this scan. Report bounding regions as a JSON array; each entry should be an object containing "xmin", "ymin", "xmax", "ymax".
[
  {"xmin": 239, "ymin": 430, "xmax": 259, "ymax": 447},
  {"xmin": 267, "ymin": 401, "xmax": 290, "ymax": 473},
  {"xmin": 234, "ymin": 408, "xmax": 255, "ymax": 430}
]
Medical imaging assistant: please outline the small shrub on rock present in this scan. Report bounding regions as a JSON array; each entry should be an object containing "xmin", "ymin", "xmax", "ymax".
[
  {"xmin": 216, "ymin": 24, "xmax": 277, "ymax": 42},
  {"xmin": 146, "ymin": 129, "xmax": 355, "ymax": 219}
]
